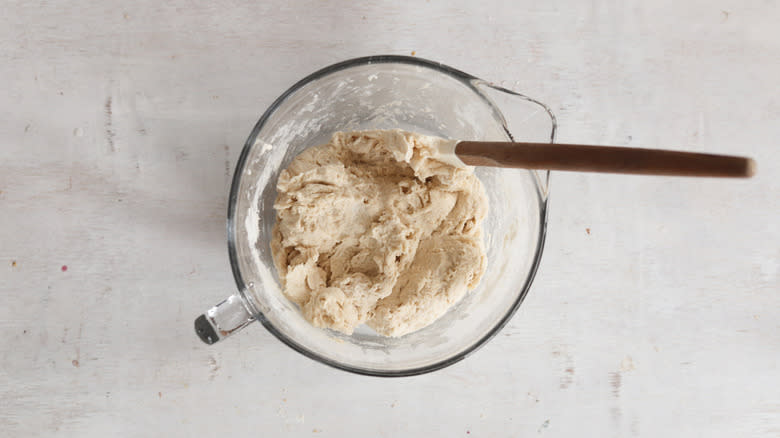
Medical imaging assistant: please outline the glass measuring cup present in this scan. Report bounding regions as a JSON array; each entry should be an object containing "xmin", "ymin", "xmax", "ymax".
[{"xmin": 194, "ymin": 55, "xmax": 556, "ymax": 376}]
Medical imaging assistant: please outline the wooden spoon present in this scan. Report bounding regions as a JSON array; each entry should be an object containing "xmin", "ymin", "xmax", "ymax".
[{"xmin": 450, "ymin": 141, "xmax": 755, "ymax": 178}]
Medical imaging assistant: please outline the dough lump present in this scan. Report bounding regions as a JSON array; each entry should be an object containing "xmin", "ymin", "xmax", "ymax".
[{"xmin": 270, "ymin": 130, "xmax": 488, "ymax": 337}]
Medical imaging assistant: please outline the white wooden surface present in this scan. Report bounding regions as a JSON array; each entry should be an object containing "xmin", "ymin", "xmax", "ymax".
[{"xmin": 1, "ymin": 1, "xmax": 778, "ymax": 436}]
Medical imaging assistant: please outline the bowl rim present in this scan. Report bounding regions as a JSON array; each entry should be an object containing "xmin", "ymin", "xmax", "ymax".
[{"xmin": 227, "ymin": 54, "xmax": 554, "ymax": 377}]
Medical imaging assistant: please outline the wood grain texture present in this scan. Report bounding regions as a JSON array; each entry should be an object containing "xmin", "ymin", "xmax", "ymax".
[
  {"xmin": 456, "ymin": 141, "xmax": 756, "ymax": 177},
  {"xmin": 1, "ymin": 1, "xmax": 778, "ymax": 437}
]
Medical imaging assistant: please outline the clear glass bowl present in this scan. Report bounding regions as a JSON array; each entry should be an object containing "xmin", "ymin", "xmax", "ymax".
[{"xmin": 195, "ymin": 55, "xmax": 556, "ymax": 376}]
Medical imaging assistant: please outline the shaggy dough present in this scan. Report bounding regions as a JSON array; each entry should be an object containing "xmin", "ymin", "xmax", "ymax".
[{"xmin": 270, "ymin": 129, "xmax": 488, "ymax": 337}]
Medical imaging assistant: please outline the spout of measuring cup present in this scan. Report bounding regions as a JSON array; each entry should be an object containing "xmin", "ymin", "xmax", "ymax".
[{"xmin": 471, "ymin": 80, "xmax": 557, "ymax": 196}]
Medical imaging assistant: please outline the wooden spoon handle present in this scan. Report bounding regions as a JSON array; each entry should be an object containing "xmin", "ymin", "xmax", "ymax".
[{"xmin": 455, "ymin": 141, "xmax": 756, "ymax": 178}]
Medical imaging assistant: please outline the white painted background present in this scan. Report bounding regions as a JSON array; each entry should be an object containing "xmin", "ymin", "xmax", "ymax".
[{"xmin": 1, "ymin": 1, "xmax": 778, "ymax": 436}]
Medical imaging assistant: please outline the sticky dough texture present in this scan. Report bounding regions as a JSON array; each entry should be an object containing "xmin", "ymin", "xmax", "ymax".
[{"xmin": 270, "ymin": 130, "xmax": 488, "ymax": 337}]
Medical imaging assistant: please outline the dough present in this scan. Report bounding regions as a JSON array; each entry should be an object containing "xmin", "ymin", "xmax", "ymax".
[{"xmin": 270, "ymin": 129, "xmax": 488, "ymax": 337}]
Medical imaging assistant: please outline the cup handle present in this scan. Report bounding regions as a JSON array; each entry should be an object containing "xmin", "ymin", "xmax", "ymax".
[{"xmin": 194, "ymin": 293, "xmax": 256, "ymax": 344}]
